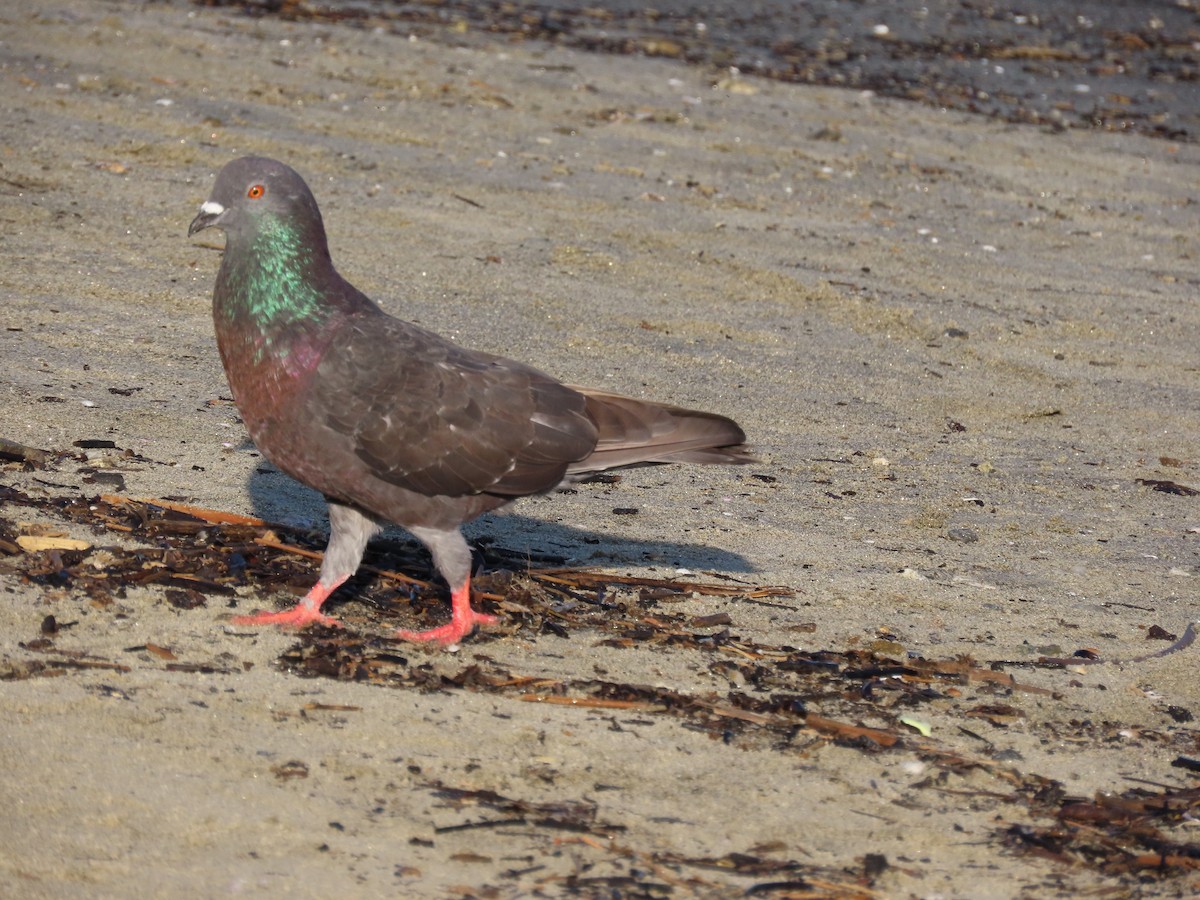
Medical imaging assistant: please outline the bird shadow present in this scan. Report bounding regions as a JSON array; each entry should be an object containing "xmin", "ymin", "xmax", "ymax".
[{"xmin": 244, "ymin": 466, "xmax": 756, "ymax": 579}]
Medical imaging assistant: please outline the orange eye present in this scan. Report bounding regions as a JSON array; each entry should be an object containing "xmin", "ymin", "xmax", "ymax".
[{"xmin": 247, "ymin": 184, "xmax": 265, "ymax": 199}]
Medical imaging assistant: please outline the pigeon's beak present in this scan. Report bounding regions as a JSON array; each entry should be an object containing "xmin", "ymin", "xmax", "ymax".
[{"xmin": 188, "ymin": 200, "xmax": 226, "ymax": 237}]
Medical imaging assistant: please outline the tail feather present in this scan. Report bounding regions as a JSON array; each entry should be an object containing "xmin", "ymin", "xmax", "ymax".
[{"xmin": 565, "ymin": 387, "xmax": 754, "ymax": 476}]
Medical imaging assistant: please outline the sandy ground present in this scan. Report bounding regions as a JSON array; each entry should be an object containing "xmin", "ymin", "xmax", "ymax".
[{"xmin": 2, "ymin": 1, "xmax": 1199, "ymax": 897}]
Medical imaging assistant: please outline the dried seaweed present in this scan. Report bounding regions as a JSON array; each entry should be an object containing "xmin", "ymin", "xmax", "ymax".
[
  {"xmin": 549, "ymin": 835, "xmax": 885, "ymax": 899},
  {"xmin": 429, "ymin": 782, "xmax": 618, "ymax": 835},
  {"xmin": 2, "ymin": 482, "xmax": 1199, "ymax": 890},
  {"xmin": 1136, "ymin": 478, "xmax": 1200, "ymax": 497},
  {"xmin": 1006, "ymin": 784, "xmax": 1200, "ymax": 878}
]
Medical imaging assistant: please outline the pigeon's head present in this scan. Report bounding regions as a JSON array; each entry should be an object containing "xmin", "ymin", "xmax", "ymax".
[{"xmin": 188, "ymin": 156, "xmax": 324, "ymax": 241}]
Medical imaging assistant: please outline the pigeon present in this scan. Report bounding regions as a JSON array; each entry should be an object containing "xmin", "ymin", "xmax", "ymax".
[{"xmin": 189, "ymin": 156, "xmax": 753, "ymax": 645}]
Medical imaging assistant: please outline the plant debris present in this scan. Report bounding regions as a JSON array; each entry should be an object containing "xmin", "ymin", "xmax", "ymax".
[
  {"xmin": 1, "ymin": 481, "xmax": 1198, "ymax": 890},
  {"xmin": 191, "ymin": 0, "xmax": 1200, "ymax": 142},
  {"xmin": 1006, "ymin": 784, "xmax": 1200, "ymax": 877},
  {"xmin": 1136, "ymin": 478, "xmax": 1200, "ymax": 497},
  {"xmin": 0, "ymin": 437, "xmax": 51, "ymax": 468}
]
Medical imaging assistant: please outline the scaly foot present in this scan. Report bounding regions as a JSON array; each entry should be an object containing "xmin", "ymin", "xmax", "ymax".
[
  {"xmin": 396, "ymin": 581, "xmax": 497, "ymax": 644},
  {"xmin": 231, "ymin": 581, "xmax": 343, "ymax": 629},
  {"xmin": 231, "ymin": 604, "xmax": 342, "ymax": 629},
  {"xmin": 395, "ymin": 608, "xmax": 497, "ymax": 645}
]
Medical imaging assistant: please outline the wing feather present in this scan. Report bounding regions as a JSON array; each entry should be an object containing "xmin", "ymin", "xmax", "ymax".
[{"xmin": 310, "ymin": 315, "xmax": 598, "ymax": 498}]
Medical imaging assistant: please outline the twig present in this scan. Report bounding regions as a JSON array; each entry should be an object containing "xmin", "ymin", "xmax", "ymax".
[
  {"xmin": 0, "ymin": 437, "xmax": 51, "ymax": 467},
  {"xmin": 521, "ymin": 694, "xmax": 661, "ymax": 711},
  {"xmin": 1036, "ymin": 621, "xmax": 1198, "ymax": 667},
  {"xmin": 102, "ymin": 495, "xmax": 266, "ymax": 526},
  {"xmin": 533, "ymin": 568, "xmax": 793, "ymax": 598}
]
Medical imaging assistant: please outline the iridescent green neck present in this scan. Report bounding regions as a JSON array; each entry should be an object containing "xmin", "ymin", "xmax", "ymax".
[
  {"xmin": 224, "ymin": 214, "xmax": 326, "ymax": 327},
  {"xmin": 215, "ymin": 214, "xmax": 343, "ymax": 378}
]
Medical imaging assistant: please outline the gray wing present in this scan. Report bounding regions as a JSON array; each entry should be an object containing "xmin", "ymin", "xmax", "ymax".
[{"xmin": 311, "ymin": 314, "xmax": 599, "ymax": 498}]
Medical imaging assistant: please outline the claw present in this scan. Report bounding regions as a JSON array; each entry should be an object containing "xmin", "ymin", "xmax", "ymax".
[
  {"xmin": 231, "ymin": 580, "xmax": 343, "ymax": 629},
  {"xmin": 395, "ymin": 581, "xmax": 497, "ymax": 645},
  {"xmin": 395, "ymin": 610, "xmax": 497, "ymax": 645},
  {"xmin": 231, "ymin": 606, "xmax": 342, "ymax": 629}
]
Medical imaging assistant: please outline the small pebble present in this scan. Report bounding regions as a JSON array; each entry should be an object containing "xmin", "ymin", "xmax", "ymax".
[{"xmin": 947, "ymin": 527, "xmax": 978, "ymax": 543}]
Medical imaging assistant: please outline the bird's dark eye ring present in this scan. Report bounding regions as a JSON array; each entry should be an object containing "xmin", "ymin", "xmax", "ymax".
[{"xmin": 247, "ymin": 184, "xmax": 265, "ymax": 199}]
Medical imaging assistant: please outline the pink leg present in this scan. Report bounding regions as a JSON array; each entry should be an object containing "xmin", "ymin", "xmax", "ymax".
[
  {"xmin": 395, "ymin": 579, "xmax": 497, "ymax": 645},
  {"xmin": 231, "ymin": 579, "xmax": 345, "ymax": 629}
]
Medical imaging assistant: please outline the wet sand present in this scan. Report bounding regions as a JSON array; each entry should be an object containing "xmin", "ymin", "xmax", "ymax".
[{"xmin": 1, "ymin": 1, "xmax": 1199, "ymax": 896}]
